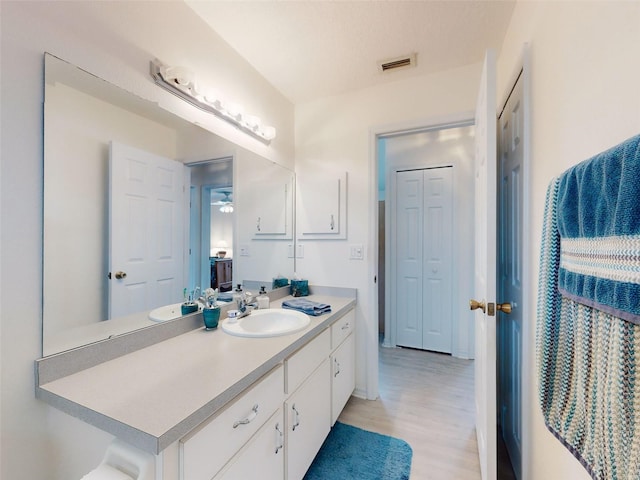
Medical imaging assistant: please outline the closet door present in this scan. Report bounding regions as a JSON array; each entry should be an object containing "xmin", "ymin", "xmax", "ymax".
[
  {"xmin": 422, "ymin": 167, "xmax": 453, "ymax": 352},
  {"xmin": 396, "ymin": 170, "xmax": 424, "ymax": 349},
  {"xmin": 395, "ymin": 167, "xmax": 453, "ymax": 353}
]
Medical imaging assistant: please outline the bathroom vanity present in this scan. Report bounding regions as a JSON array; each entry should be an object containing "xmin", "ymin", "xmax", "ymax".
[{"xmin": 36, "ymin": 288, "xmax": 356, "ymax": 480}]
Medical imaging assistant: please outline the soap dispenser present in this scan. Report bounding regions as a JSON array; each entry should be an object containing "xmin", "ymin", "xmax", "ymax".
[{"xmin": 257, "ymin": 286, "xmax": 270, "ymax": 309}]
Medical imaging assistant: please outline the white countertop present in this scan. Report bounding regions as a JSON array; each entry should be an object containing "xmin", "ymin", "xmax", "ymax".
[{"xmin": 37, "ymin": 294, "xmax": 356, "ymax": 454}]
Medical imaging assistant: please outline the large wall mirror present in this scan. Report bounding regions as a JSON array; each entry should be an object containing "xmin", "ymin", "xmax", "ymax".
[{"xmin": 43, "ymin": 53, "xmax": 295, "ymax": 356}]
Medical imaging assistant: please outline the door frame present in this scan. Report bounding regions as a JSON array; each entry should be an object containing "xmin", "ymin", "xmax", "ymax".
[
  {"xmin": 497, "ymin": 44, "xmax": 531, "ymax": 480},
  {"xmin": 378, "ymin": 118, "xmax": 475, "ymax": 359},
  {"xmin": 367, "ymin": 112, "xmax": 473, "ymax": 400},
  {"xmin": 366, "ymin": 44, "xmax": 531, "ymax": 478}
]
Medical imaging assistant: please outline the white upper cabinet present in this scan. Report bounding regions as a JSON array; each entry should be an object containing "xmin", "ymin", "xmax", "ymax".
[
  {"xmin": 296, "ymin": 170, "xmax": 348, "ymax": 240},
  {"xmin": 242, "ymin": 155, "xmax": 294, "ymax": 240}
]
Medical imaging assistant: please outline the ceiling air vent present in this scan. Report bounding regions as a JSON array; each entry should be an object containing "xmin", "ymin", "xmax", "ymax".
[{"xmin": 378, "ymin": 53, "xmax": 417, "ymax": 73}]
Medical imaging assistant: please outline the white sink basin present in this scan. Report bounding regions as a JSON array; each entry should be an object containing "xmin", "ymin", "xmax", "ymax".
[
  {"xmin": 149, "ymin": 302, "xmax": 200, "ymax": 322},
  {"xmin": 221, "ymin": 309, "xmax": 310, "ymax": 338}
]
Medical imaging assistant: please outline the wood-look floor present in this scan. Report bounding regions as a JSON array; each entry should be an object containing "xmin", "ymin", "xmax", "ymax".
[{"xmin": 337, "ymin": 345, "xmax": 481, "ymax": 480}]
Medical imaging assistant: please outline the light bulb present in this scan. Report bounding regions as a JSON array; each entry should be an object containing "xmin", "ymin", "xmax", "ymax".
[
  {"xmin": 163, "ymin": 66, "xmax": 194, "ymax": 86},
  {"xmin": 262, "ymin": 126, "xmax": 277, "ymax": 140},
  {"xmin": 244, "ymin": 115, "xmax": 262, "ymax": 131},
  {"xmin": 204, "ymin": 90, "xmax": 224, "ymax": 110},
  {"xmin": 225, "ymin": 102, "xmax": 244, "ymax": 121}
]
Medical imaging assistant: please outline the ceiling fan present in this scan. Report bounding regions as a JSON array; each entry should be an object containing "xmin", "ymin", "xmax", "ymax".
[{"xmin": 211, "ymin": 191, "xmax": 234, "ymax": 213}]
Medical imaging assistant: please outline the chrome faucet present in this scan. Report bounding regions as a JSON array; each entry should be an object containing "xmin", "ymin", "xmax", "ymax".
[{"xmin": 236, "ymin": 290, "xmax": 255, "ymax": 318}]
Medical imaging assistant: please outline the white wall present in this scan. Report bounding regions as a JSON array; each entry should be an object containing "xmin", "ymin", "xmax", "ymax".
[
  {"xmin": 210, "ymin": 209, "xmax": 234, "ymax": 258},
  {"xmin": 0, "ymin": 2, "xmax": 294, "ymax": 479},
  {"xmin": 295, "ymin": 63, "xmax": 482, "ymax": 397},
  {"xmin": 496, "ymin": 2, "xmax": 640, "ymax": 478}
]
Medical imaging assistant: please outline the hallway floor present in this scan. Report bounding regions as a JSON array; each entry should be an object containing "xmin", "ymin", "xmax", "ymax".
[{"xmin": 337, "ymin": 346, "xmax": 481, "ymax": 479}]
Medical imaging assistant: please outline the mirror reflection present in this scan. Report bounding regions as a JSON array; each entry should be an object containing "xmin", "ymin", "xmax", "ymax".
[
  {"xmin": 43, "ymin": 54, "xmax": 295, "ymax": 356},
  {"xmin": 187, "ymin": 159, "xmax": 234, "ymax": 293}
]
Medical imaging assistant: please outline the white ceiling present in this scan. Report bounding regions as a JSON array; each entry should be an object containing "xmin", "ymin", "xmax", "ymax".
[{"xmin": 185, "ymin": 0, "xmax": 516, "ymax": 104}]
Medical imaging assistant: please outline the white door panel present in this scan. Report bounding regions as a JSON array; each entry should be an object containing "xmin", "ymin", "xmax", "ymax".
[{"xmin": 473, "ymin": 50, "xmax": 497, "ymax": 480}]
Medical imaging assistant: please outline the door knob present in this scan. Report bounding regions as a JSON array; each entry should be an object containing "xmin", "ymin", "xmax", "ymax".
[
  {"xmin": 114, "ymin": 271, "xmax": 127, "ymax": 280},
  {"xmin": 497, "ymin": 302, "xmax": 512, "ymax": 314},
  {"xmin": 469, "ymin": 299, "xmax": 486, "ymax": 313}
]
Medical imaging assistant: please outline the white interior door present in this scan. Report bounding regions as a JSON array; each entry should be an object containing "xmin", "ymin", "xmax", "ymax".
[
  {"xmin": 472, "ymin": 50, "xmax": 497, "ymax": 480},
  {"xmin": 109, "ymin": 141, "xmax": 185, "ymax": 318}
]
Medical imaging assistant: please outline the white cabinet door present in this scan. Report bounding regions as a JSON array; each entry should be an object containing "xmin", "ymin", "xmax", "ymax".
[
  {"xmin": 285, "ymin": 359, "xmax": 331, "ymax": 480},
  {"xmin": 297, "ymin": 171, "xmax": 348, "ymax": 239},
  {"xmin": 331, "ymin": 333, "xmax": 355, "ymax": 425},
  {"xmin": 214, "ymin": 408, "xmax": 285, "ymax": 480},
  {"xmin": 243, "ymin": 157, "xmax": 295, "ymax": 240}
]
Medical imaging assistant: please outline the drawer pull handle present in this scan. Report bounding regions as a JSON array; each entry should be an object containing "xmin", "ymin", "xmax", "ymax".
[
  {"xmin": 334, "ymin": 357, "xmax": 341, "ymax": 377},
  {"xmin": 275, "ymin": 423, "xmax": 284, "ymax": 454},
  {"xmin": 233, "ymin": 404, "xmax": 259, "ymax": 428},
  {"xmin": 341, "ymin": 323, "xmax": 350, "ymax": 330},
  {"xmin": 292, "ymin": 404, "xmax": 300, "ymax": 431}
]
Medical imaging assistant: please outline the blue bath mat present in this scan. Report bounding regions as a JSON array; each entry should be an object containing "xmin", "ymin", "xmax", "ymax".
[{"xmin": 304, "ymin": 422, "xmax": 413, "ymax": 480}]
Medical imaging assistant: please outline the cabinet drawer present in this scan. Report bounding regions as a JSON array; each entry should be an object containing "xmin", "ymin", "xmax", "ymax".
[
  {"xmin": 331, "ymin": 309, "xmax": 354, "ymax": 350},
  {"xmin": 214, "ymin": 408, "xmax": 284, "ymax": 480},
  {"xmin": 180, "ymin": 365, "xmax": 284, "ymax": 480},
  {"xmin": 285, "ymin": 329, "xmax": 330, "ymax": 395}
]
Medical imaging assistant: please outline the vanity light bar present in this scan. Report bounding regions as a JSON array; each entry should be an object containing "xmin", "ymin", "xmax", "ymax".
[{"xmin": 150, "ymin": 59, "xmax": 276, "ymax": 144}]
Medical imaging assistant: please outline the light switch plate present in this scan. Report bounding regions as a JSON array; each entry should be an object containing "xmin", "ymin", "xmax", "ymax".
[
  {"xmin": 240, "ymin": 245, "xmax": 250, "ymax": 257},
  {"xmin": 296, "ymin": 244, "xmax": 304, "ymax": 258},
  {"xmin": 350, "ymin": 244, "xmax": 364, "ymax": 260}
]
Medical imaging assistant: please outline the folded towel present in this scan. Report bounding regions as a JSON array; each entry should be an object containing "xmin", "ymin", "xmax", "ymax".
[
  {"xmin": 556, "ymin": 134, "xmax": 640, "ymax": 323},
  {"xmin": 282, "ymin": 299, "xmax": 331, "ymax": 316}
]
